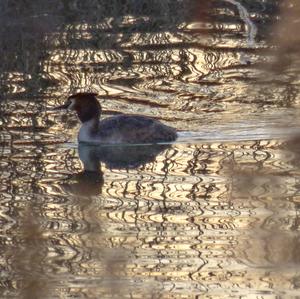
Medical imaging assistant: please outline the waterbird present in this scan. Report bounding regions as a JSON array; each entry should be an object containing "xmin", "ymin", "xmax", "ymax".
[{"xmin": 54, "ymin": 93, "xmax": 177, "ymax": 144}]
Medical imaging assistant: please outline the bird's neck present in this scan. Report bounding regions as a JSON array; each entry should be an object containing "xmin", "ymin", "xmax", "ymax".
[{"xmin": 78, "ymin": 118, "xmax": 99, "ymax": 142}]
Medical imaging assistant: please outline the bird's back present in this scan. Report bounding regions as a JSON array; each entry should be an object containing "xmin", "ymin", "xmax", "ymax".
[{"xmin": 97, "ymin": 114, "xmax": 177, "ymax": 143}]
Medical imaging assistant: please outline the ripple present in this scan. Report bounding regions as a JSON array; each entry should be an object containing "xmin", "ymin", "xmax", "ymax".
[{"xmin": 2, "ymin": 1, "xmax": 300, "ymax": 298}]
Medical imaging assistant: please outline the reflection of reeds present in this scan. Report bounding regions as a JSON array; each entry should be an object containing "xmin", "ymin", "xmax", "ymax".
[
  {"xmin": 225, "ymin": 140, "xmax": 300, "ymax": 270},
  {"xmin": 271, "ymin": 1, "xmax": 300, "ymax": 70},
  {"xmin": 9, "ymin": 206, "xmax": 51, "ymax": 299},
  {"xmin": 255, "ymin": 0, "xmax": 300, "ymax": 107}
]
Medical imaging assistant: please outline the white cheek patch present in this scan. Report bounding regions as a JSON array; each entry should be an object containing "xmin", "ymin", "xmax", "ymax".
[{"xmin": 68, "ymin": 98, "xmax": 76, "ymax": 110}]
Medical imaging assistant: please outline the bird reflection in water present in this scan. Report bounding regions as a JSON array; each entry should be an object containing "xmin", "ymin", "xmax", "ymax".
[
  {"xmin": 61, "ymin": 143, "xmax": 170, "ymax": 196},
  {"xmin": 79, "ymin": 142, "xmax": 170, "ymax": 170},
  {"xmin": 52, "ymin": 143, "xmax": 171, "ymax": 297}
]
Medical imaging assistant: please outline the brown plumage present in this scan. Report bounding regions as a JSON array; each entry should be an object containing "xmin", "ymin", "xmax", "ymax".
[{"xmin": 55, "ymin": 93, "xmax": 177, "ymax": 144}]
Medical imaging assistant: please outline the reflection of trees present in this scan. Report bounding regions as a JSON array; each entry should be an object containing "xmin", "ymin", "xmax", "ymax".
[
  {"xmin": 0, "ymin": 0, "xmax": 281, "ymax": 98},
  {"xmin": 0, "ymin": 0, "xmax": 208, "ymax": 96},
  {"xmin": 1, "ymin": 0, "xmax": 291, "ymax": 140}
]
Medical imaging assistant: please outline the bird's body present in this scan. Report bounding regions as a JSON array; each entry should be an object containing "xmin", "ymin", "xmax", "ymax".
[
  {"xmin": 79, "ymin": 114, "xmax": 177, "ymax": 144},
  {"xmin": 55, "ymin": 93, "xmax": 177, "ymax": 144}
]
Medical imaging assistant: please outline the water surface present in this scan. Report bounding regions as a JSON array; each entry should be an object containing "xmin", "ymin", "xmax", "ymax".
[{"xmin": 1, "ymin": 1, "xmax": 300, "ymax": 298}]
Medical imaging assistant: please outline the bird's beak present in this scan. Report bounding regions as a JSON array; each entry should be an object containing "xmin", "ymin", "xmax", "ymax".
[{"xmin": 52, "ymin": 102, "xmax": 69, "ymax": 111}]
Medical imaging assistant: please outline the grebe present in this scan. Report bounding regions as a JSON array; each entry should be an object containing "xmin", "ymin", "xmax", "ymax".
[{"xmin": 55, "ymin": 93, "xmax": 177, "ymax": 144}]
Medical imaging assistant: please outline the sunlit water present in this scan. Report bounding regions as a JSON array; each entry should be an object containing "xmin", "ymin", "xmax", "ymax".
[{"xmin": 1, "ymin": 1, "xmax": 300, "ymax": 298}]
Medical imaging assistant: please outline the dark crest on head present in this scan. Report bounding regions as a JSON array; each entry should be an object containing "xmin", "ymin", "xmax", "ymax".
[
  {"xmin": 68, "ymin": 92, "xmax": 98, "ymax": 100},
  {"xmin": 68, "ymin": 92, "xmax": 101, "ymax": 123}
]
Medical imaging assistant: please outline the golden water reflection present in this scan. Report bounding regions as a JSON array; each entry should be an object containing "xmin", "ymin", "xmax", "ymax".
[
  {"xmin": 1, "ymin": 0, "xmax": 300, "ymax": 298},
  {"xmin": 1, "ymin": 137, "xmax": 300, "ymax": 298}
]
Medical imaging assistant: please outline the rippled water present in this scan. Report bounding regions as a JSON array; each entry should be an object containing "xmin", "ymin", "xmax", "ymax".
[{"xmin": 1, "ymin": 0, "xmax": 300, "ymax": 298}]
